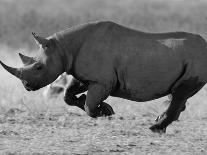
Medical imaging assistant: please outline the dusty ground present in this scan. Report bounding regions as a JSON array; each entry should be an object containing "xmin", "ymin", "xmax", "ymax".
[{"xmin": 1, "ymin": 95, "xmax": 207, "ymax": 155}]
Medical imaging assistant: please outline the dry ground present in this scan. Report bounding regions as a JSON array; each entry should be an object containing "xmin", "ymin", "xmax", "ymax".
[{"xmin": 1, "ymin": 95, "xmax": 207, "ymax": 154}]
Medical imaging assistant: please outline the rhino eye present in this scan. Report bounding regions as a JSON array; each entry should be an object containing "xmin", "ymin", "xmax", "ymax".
[{"xmin": 36, "ymin": 64, "xmax": 43, "ymax": 70}]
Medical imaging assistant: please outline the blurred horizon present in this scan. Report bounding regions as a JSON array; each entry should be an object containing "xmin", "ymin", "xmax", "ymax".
[{"xmin": 1, "ymin": 0, "xmax": 207, "ymax": 50}]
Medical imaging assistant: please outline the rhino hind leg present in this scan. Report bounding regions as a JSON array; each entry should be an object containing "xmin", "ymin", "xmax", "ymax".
[
  {"xmin": 155, "ymin": 102, "xmax": 186, "ymax": 122},
  {"xmin": 150, "ymin": 77, "xmax": 205, "ymax": 133}
]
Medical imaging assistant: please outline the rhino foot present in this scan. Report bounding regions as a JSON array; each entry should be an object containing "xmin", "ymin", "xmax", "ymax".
[
  {"xmin": 64, "ymin": 94, "xmax": 77, "ymax": 106},
  {"xmin": 64, "ymin": 94, "xmax": 86, "ymax": 106},
  {"xmin": 149, "ymin": 124, "xmax": 166, "ymax": 134},
  {"xmin": 99, "ymin": 102, "xmax": 115, "ymax": 117},
  {"xmin": 150, "ymin": 112, "xmax": 167, "ymax": 133}
]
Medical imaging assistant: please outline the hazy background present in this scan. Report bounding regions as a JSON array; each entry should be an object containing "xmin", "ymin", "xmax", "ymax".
[
  {"xmin": 1, "ymin": 0, "xmax": 207, "ymax": 49},
  {"xmin": 1, "ymin": 0, "xmax": 207, "ymax": 120}
]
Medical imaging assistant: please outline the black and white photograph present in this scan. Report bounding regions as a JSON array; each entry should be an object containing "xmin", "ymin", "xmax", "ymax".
[{"xmin": 0, "ymin": 0, "xmax": 207, "ymax": 154}]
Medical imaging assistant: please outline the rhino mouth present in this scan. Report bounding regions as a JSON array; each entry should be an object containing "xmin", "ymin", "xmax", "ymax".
[
  {"xmin": 25, "ymin": 86, "xmax": 32, "ymax": 91},
  {"xmin": 22, "ymin": 80, "xmax": 38, "ymax": 91},
  {"xmin": 24, "ymin": 85, "xmax": 39, "ymax": 91}
]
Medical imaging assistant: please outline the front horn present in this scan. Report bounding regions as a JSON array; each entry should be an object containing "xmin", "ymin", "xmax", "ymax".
[{"xmin": 0, "ymin": 61, "xmax": 22, "ymax": 79}]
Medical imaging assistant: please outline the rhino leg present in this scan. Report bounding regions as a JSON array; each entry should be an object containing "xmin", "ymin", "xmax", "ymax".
[
  {"xmin": 84, "ymin": 83, "xmax": 115, "ymax": 118},
  {"xmin": 64, "ymin": 78, "xmax": 87, "ymax": 110},
  {"xmin": 155, "ymin": 101, "xmax": 186, "ymax": 122},
  {"xmin": 150, "ymin": 77, "xmax": 205, "ymax": 133}
]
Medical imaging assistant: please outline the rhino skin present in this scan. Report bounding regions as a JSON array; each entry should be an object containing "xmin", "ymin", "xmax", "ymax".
[{"xmin": 1, "ymin": 21, "xmax": 207, "ymax": 133}]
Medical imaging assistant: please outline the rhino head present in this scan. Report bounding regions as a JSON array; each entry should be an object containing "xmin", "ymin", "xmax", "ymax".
[{"xmin": 0, "ymin": 33, "xmax": 64, "ymax": 91}]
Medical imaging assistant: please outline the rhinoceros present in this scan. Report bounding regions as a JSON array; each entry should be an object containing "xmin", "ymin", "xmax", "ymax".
[{"xmin": 1, "ymin": 21, "xmax": 206, "ymax": 133}]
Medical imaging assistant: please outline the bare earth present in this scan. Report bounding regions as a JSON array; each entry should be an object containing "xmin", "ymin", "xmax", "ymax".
[{"xmin": 1, "ymin": 95, "xmax": 207, "ymax": 155}]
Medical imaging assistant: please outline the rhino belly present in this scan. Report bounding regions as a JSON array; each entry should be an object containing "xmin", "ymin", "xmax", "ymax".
[
  {"xmin": 111, "ymin": 62, "xmax": 183, "ymax": 102},
  {"xmin": 111, "ymin": 86, "xmax": 170, "ymax": 102}
]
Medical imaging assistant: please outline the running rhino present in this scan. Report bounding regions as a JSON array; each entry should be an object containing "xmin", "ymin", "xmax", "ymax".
[{"xmin": 1, "ymin": 21, "xmax": 207, "ymax": 133}]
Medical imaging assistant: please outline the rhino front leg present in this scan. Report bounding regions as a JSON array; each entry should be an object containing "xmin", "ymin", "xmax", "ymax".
[
  {"xmin": 84, "ymin": 83, "xmax": 115, "ymax": 118},
  {"xmin": 64, "ymin": 78, "xmax": 87, "ymax": 110}
]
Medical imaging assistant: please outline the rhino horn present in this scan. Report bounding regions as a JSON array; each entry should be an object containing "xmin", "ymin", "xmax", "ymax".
[
  {"xmin": 0, "ymin": 61, "xmax": 22, "ymax": 79},
  {"xmin": 19, "ymin": 53, "xmax": 34, "ymax": 65},
  {"xmin": 32, "ymin": 32, "xmax": 48, "ymax": 47}
]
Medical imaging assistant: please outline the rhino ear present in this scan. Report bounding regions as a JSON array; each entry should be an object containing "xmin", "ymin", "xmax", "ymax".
[
  {"xmin": 32, "ymin": 32, "xmax": 49, "ymax": 48},
  {"xmin": 19, "ymin": 53, "xmax": 35, "ymax": 65}
]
